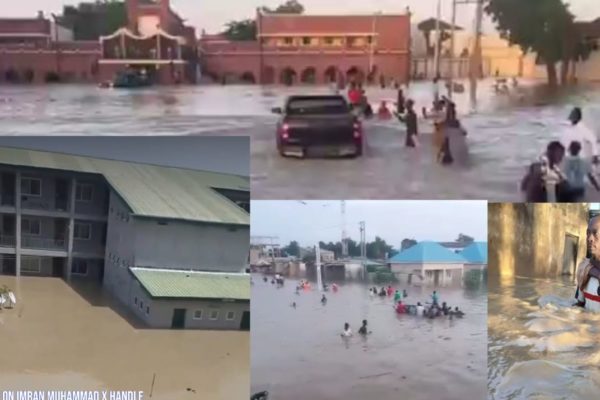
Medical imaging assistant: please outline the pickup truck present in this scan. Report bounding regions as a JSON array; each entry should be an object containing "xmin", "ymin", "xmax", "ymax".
[{"xmin": 272, "ymin": 95, "xmax": 363, "ymax": 158}]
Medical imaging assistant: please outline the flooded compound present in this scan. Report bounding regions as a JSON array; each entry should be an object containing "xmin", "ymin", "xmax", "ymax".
[
  {"xmin": 2, "ymin": 81, "xmax": 600, "ymax": 200},
  {"xmin": 251, "ymin": 275, "xmax": 487, "ymax": 400},
  {"xmin": 0, "ymin": 276, "xmax": 249, "ymax": 399},
  {"xmin": 488, "ymin": 275, "xmax": 600, "ymax": 400}
]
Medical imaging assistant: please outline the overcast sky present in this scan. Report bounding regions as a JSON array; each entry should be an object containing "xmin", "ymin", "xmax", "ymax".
[
  {"xmin": 0, "ymin": 137, "xmax": 249, "ymax": 176},
  {"xmin": 6, "ymin": 0, "xmax": 599, "ymax": 35},
  {"xmin": 251, "ymin": 200, "xmax": 487, "ymax": 248}
]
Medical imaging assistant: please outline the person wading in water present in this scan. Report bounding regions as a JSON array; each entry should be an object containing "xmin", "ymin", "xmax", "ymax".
[{"xmin": 576, "ymin": 216, "xmax": 600, "ymax": 313}]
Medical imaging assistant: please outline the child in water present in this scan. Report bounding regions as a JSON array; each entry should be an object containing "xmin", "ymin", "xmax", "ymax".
[{"xmin": 341, "ymin": 323, "xmax": 353, "ymax": 337}]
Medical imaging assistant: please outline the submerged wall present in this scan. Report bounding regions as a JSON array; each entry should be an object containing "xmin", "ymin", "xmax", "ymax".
[{"xmin": 488, "ymin": 203, "xmax": 589, "ymax": 279}]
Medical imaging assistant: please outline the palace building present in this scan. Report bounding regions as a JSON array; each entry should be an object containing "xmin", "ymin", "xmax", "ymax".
[{"xmin": 199, "ymin": 11, "xmax": 412, "ymax": 85}]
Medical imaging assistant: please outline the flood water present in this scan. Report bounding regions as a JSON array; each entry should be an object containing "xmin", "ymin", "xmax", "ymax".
[
  {"xmin": 251, "ymin": 275, "xmax": 487, "ymax": 400},
  {"xmin": 2, "ymin": 80, "xmax": 600, "ymax": 200},
  {"xmin": 0, "ymin": 276, "xmax": 249, "ymax": 399},
  {"xmin": 488, "ymin": 275, "xmax": 600, "ymax": 400}
]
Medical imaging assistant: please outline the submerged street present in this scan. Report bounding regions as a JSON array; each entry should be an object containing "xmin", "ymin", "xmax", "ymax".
[
  {"xmin": 251, "ymin": 275, "xmax": 487, "ymax": 400},
  {"xmin": 2, "ymin": 81, "xmax": 600, "ymax": 200}
]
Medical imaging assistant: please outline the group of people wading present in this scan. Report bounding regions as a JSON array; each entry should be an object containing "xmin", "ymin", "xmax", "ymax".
[{"xmin": 345, "ymin": 79, "xmax": 468, "ymax": 166}]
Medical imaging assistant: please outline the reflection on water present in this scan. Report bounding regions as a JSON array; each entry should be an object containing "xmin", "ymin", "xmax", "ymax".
[
  {"xmin": 488, "ymin": 275, "xmax": 600, "ymax": 400},
  {"xmin": 251, "ymin": 275, "xmax": 487, "ymax": 400},
  {"xmin": 0, "ymin": 276, "xmax": 249, "ymax": 399}
]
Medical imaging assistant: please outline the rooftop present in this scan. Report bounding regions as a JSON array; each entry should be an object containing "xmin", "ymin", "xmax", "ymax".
[
  {"xmin": 131, "ymin": 267, "xmax": 250, "ymax": 300},
  {"xmin": 0, "ymin": 146, "xmax": 249, "ymax": 226},
  {"xmin": 459, "ymin": 242, "xmax": 488, "ymax": 264},
  {"xmin": 389, "ymin": 241, "xmax": 466, "ymax": 264}
]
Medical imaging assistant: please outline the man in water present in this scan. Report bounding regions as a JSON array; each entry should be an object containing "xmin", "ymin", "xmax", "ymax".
[
  {"xmin": 395, "ymin": 300, "xmax": 406, "ymax": 314},
  {"xmin": 563, "ymin": 141, "xmax": 600, "ymax": 201},
  {"xmin": 358, "ymin": 319, "xmax": 369, "ymax": 335},
  {"xmin": 562, "ymin": 107, "xmax": 599, "ymax": 164},
  {"xmin": 394, "ymin": 289, "xmax": 402, "ymax": 303},
  {"xmin": 521, "ymin": 141, "xmax": 567, "ymax": 202},
  {"xmin": 396, "ymin": 99, "xmax": 418, "ymax": 148},
  {"xmin": 321, "ymin": 294, "xmax": 327, "ymax": 304},
  {"xmin": 432, "ymin": 290, "xmax": 439, "ymax": 306},
  {"xmin": 441, "ymin": 302, "xmax": 450, "ymax": 316},
  {"xmin": 416, "ymin": 302, "xmax": 425, "ymax": 316},
  {"xmin": 575, "ymin": 216, "xmax": 600, "ymax": 313},
  {"xmin": 341, "ymin": 323, "xmax": 353, "ymax": 337}
]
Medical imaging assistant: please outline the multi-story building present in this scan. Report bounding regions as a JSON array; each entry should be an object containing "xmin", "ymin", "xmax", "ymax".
[
  {"xmin": 0, "ymin": 146, "xmax": 250, "ymax": 330},
  {"xmin": 199, "ymin": 11, "xmax": 412, "ymax": 85}
]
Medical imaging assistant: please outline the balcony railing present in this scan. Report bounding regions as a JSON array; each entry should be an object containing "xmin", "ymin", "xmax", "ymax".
[
  {"xmin": 0, "ymin": 235, "xmax": 16, "ymax": 247},
  {"xmin": 21, "ymin": 236, "xmax": 66, "ymax": 251}
]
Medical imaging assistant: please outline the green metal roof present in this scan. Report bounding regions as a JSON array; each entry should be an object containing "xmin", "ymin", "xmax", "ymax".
[
  {"xmin": 0, "ymin": 147, "xmax": 249, "ymax": 225},
  {"xmin": 131, "ymin": 268, "xmax": 250, "ymax": 300}
]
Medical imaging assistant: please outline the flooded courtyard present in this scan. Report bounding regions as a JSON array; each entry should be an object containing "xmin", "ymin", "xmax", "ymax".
[
  {"xmin": 488, "ymin": 275, "xmax": 600, "ymax": 400},
  {"xmin": 0, "ymin": 276, "xmax": 249, "ymax": 399},
  {"xmin": 251, "ymin": 275, "xmax": 487, "ymax": 400},
  {"xmin": 2, "ymin": 81, "xmax": 600, "ymax": 200}
]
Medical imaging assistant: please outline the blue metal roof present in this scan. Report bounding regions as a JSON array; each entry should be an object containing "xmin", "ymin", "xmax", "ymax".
[
  {"xmin": 388, "ymin": 241, "xmax": 466, "ymax": 264},
  {"xmin": 459, "ymin": 242, "xmax": 488, "ymax": 264}
]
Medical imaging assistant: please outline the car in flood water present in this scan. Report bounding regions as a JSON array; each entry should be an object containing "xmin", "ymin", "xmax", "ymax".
[{"xmin": 272, "ymin": 95, "xmax": 363, "ymax": 158}]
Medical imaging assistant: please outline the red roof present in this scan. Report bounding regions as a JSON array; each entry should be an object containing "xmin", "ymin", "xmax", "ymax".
[{"xmin": 0, "ymin": 18, "xmax": 50, "ymax": 35}]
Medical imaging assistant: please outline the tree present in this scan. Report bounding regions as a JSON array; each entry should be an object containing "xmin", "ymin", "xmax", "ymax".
[
  {"xmin": 223, "ymin": 19, "xmax": 257, "ymax": 41},
  {"xmin": 261, "ymin": 0, "xmax": 304, "ymax": 14},
  {"xmin": 282, "ymin": 240, "xmax": 300, "ymax": 257},
  {"xmin": 485, "ymin": 0, "xmax": 573, "ymax": 87},
  {"xmin": 456, "ymin": 234, "xmax": 474, "ymax": 245},
  {"xmin": 366, "ymin": 236, "xmax": 395, "ymax": 260},
  {"xmin": 59, "ymin": 0, "xmax": 127, "ymax": 40},
  {"xmin": 223, "ymin": 0, "xmax": 304, "ymax": 41},
  {"xmin": 401, "ymin": 238, "xmax": 417, "ymax": 251}
]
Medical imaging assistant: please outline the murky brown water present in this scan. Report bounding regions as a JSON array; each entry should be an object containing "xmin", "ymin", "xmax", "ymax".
[
  {"xmin": 488, "ymin": 275, "xmax": 600, "ymax": 400},
  {"xmin": 0, "ymin": 276, "xmax": 249, "ymax": 399},
  {"xmin": 251, "ymin": 275, "xmax": 487, "ymax": 400}
]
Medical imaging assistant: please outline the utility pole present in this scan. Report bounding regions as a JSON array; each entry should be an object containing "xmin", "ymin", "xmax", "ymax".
[
  {"xmin": 359, "ymin": 221, "xmax": 366, "ymax": 260},
  {"xmin": 433, "ymin": 0, "xmax": 442, "ymax": 79},
  {"xmin": 449, "ymin": 0, "xmax": 457, "ymax": 99},
  {"xmin": 470, "ymin": 0, "xmax": 484, "ymax": 111},
  {"xmin": 341, "ymin": 200, "xmax": 348, "ymax": 258},
  {"xmin": 316, "ymin": 245, "xmax": 323, "ymax": 291}
]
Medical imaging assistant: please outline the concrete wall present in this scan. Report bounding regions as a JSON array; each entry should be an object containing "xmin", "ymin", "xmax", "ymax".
[
  {"xmin": 72, "ymin": 220, "xmax": 106, "ymax": 256},
  {"xmin": 488, "ymin": 203, "xmax": 589, "ymax": 279},
  {"xmin": 0, "ymin": 50, "xmax": 100, "ymax": 83},
  {"xmin": 133, "ymin": 218, "xmax": 249, "ymax": 273},
  {"xmin": 103, "ymin": 191, "xmax": 136, "ymax": 304},
  {"xmin": 129, "ymin": 279, "xmax": 249, "ymax": 329}
]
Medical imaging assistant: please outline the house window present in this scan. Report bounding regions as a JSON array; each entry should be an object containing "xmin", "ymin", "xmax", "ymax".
[
  {"xmin": 74, "ymin": 222, "xmax": 91, "ymax": 240},
  {"xmin": 209, "ymin": 310, "xmax": 219, "ymax": 320},
  {"xmin": 324, "ymin": 37, "xmax": 333, "ymax": 45},
  {"xmin": 71, "ymin": 259, "xmax": 88, "ymax": 275},
  {"xmin": 284, "ymin": 37, "xmax": 293, "ymax": 45},
  {"xmin": 21, "ymin": 177, "xmax": 41, "ymax": 196},
  {"xmin": 226, "ymin": 311, "xmax": 235, "ymax": 320},
  {"xmin": 75, "ymin": 183, "xmax": 93, "ymax": 202},
  {"xmin": 140, "ymin": 301, "xmax": 144, "ymax": 309},
  {"xmin": 146, "ymin": 306, "xmax": 149, "ymax": 315},
  {"xmin": 22, "ymin": 218, "xmax": 41, "ymax": 236},
  {"xmin": 302, "ymin": 37, "xmax": 311, "ymax": 45},
  {"xmin": 193, "ymin": 310, "xmax": 203, "ymax": 320},
  {"xmin": 21, "ymin": 257, "xmax": 41, "ymax": 273},
  {"xmin": 134, "ymin": 297, "xmax": 138, "ymax": 305}
]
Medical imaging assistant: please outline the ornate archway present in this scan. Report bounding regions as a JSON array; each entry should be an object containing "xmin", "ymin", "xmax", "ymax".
[
  {"xmin": 280, "ymin": 67, "xmax": 297, "ymax": 86},
  {"xmin": 300, "ymin": 67, "xmax": 316, "ymax": 84}
]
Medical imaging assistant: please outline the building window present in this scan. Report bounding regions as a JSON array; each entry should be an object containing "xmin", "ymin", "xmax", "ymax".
[
  {"xmin": 284, "ymin": 37, "xmax": 293, "ymax": 45},
  {"xmin": 140, "ymin": 301, "xmax": 144, "ymax": 309},
  {"xmin": 134, "ymin": 297, "xmax": 138, "ymax": 305},
  {"xmin": 21, "ymin": 257, "xmax": 41, "ymax": 273},
  {"xmin": 74, "ymin": 222, "xmax": 91, "ymax": 240},
  {"xmin": 71, "ymin": 259, "xmax": 88, "ymax": 275},
  {"xmin": 324, "ymin": 37, "xmax": 333, "ymax": 45},
  {"xmin": 193, "ymin": 310, "xmax": 203, "ymax": 320},
  {"xmin": 226, "ymin": 311, "xmax": 235, "ymax": 321},
  {"xmin": 146, "ymin": 306, "xmax": 149, "ymax": 315},
  {"xmin": 21, "ymin": 177, "xmax": 41, "ymax": 196},
  {"xmin": 209, "ymin": 310, "xmax": 219, "ymax": 320},
  {"xmin": 302, "ymin": 37, "xmax": 311, "ymax": 45},
  {"xmin": 22, "ymin": 218, "xmax": 41, "ymax": 236},
  {"xmin": 75, "ymin": 183, "xmax": 93, "ymax": 202}
]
